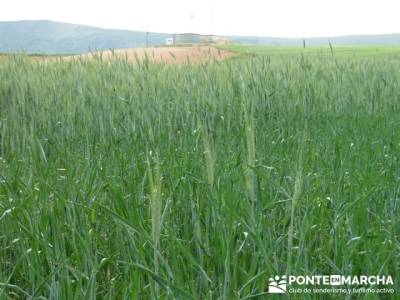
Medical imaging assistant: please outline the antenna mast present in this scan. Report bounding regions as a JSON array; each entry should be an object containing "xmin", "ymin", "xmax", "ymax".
[
  {"xmin": 209, "ymin": 0, "xmax": 213, "ymax": 35},
  {"xmin": 190, "ymin": 14, "xmax": 195, "ymax": 33}
]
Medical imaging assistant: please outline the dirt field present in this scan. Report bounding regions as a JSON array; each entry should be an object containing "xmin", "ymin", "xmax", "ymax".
[{"xmin": 64, "ymin": 46, "xmax": 238, "ymax": 64}]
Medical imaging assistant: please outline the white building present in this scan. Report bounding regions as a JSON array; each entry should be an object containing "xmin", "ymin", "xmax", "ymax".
[{"xmin": 165, "ymin": 38, "xmax": 174, "ymax": 45}]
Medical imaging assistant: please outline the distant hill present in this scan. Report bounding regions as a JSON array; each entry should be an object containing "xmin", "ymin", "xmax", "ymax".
[
  {"xmin": 0, "ymin": 20, "xmax": 171, "ymax": 54},
  {"xmin": 229, "ymin": 34, "xmax": 400, "ymax": 46},
  {"xmin": 1, "ymin": 20, "xmax": 400, "ymax": 54}
]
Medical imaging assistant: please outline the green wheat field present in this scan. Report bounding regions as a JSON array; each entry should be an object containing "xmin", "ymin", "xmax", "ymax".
[{"xmin": 0, "ymin": 46, "xmax": 399, "ymax": 299}]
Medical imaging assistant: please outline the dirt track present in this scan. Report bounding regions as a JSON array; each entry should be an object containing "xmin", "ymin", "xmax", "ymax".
[{"xmin": 64, "ymin": 46, "xmax": 237, "ymax": 64}]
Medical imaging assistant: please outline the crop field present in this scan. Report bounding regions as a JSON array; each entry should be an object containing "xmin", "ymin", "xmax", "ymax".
[
  {"xmin": 0, "ymin": 47, "xmax": 399, "ymax": 299},
  {"xmin": 220, "ymin": 44, "xmax": 400, "ymax": 58},
  {"xmin": 64, "ymin": 46, "xmax": 237, "ymax": 65}
]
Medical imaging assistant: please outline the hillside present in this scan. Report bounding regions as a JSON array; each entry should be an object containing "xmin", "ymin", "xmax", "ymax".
[
  {"xmin": 229, "ymin": 34, "xmax": 400, "ymax": 46},
  {"xmin": 0, "ymin": 20, "xmax": 171, "ymax": 54},
  {"xmin": 1, "ymin": 20, "xmax": 400, "ymax": 54}
]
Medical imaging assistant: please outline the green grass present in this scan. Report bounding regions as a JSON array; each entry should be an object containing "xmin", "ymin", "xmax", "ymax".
[
  {"xmin": 220, "ymin": 44, "xmax": 400, "ymax": 58},
  {"xmin": 0, "ymin": 52, "xmax": 399, "ymax": 299}
]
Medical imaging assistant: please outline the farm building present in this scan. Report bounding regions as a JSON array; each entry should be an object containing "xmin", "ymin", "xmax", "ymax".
[
  {"xmin": 172, "ymin": 33, "xmax": 229, "ymax": 45},
  {"xmin": 165, "ymin": 38, "xmax": 174, "ymax": 45}
]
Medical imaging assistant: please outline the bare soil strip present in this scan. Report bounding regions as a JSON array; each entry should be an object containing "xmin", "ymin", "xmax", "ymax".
[{"xmin": 63, "ymin": 46, "xmax": 237, "ymax": 64}]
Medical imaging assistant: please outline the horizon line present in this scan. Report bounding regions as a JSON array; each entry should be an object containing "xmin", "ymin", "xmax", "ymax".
[{"xmin": 1, "ymin": 18, "xmax": 400, "ymax": 40}]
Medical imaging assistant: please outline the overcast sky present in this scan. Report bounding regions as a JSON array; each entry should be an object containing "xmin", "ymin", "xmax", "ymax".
[{"xmin": 1, "ymin": 0, "xmax": 400, "ymax": 37}]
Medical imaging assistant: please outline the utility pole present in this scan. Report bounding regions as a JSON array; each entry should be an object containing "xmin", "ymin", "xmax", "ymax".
[{"xmin": 146, "ymin": 26, "xmax": 149, "ymax": 48}]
